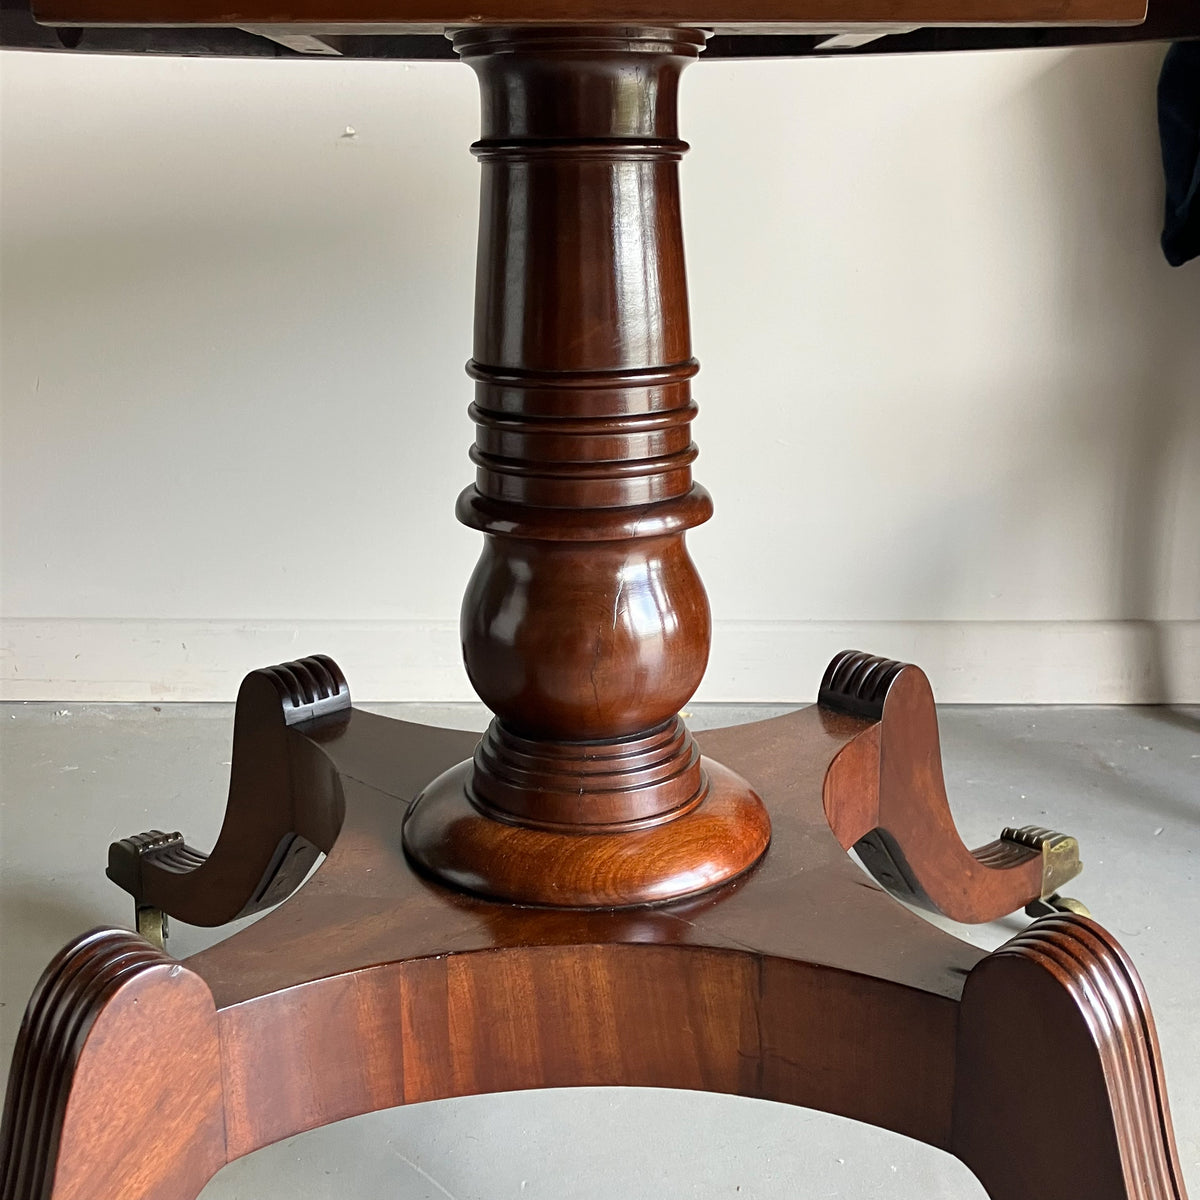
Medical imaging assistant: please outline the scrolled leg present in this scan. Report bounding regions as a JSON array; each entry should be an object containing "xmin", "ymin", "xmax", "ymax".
[
  {"xmin": 1, "ymin": 929, "xmax": 226, "ymax": 1200},
  {"xmin": 106, "ymin": 654, "xmax": 350, "ymax": 929},
  {"xmin": 820, "ymin": 650, "xmax": 1084, "ymax": 923},
  {"xmin": 952, "ymin": 913, "xmax": 1188, "ymax": 1200}
]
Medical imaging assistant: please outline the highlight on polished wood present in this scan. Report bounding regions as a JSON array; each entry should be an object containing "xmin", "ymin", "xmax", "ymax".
[
  {"xmin": 819, "ymin": 650, "xmax": 1084, "ymax": 924},
  {"xmin": 106, "ymin": 655, "xmax": 348, "ymax": 934},
  {"xmin": 3, "ymin": 11, "xmax": 1195, "ymax": 1200},
  {"xmin": 401, "ymin": 25, "xmax": 771, "ymax": 907},
  {"xmin": 1, "ymin": 650, "xmax": 1189, "ymax": 1200}
]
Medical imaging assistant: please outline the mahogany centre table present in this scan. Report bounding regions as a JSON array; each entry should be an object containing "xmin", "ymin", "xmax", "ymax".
[{"xmin": 1, "ymin": 5, "xmax": 1195, "ymax": 1199}]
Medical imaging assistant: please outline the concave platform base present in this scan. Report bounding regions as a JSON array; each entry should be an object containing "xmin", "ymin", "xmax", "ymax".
[{"xmin": 0, "ymin": 652, "xmax": 1188, "ymax": 1200}]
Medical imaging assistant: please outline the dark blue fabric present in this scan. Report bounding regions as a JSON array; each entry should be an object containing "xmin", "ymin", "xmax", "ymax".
[{"xmin": 1158, "ymin": 42, "xmax": 1200, "ymax": 266}]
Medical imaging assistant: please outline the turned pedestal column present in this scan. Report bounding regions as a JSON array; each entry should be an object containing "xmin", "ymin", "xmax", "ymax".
[
  {"xmin": 2, "ymin": 19, "xmax": 1192, "ymax": 1200},
  {"xmin": 403, "ymin": 26, "xmax": 771, "ymax": 906}
]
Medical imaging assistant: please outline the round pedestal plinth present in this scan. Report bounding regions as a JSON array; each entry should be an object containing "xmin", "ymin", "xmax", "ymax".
[{"xmin": 402, "ymin": 757, "xmax": 771, "ymax": 908}]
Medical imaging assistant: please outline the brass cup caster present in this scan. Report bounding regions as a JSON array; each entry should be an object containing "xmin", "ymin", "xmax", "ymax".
[
  {"xmin": 1025, "ymin": 893, "xmax": 1092, "ymax": 920},
  {"xmin": 135, "ymin": 905, "xmax": 169, "ymax": 950}
]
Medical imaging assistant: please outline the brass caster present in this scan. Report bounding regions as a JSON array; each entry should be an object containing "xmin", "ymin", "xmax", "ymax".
[
  {"xmin": 1000, "ymin": 825, "xmax": 1083, "ymax": 898},
  {"xmin": 135, "ymin": 905, "xmax": 169, "ymax": 950},
  {"xmin": 1025, "ymin": 893, "xmax": 1092, "ymax": 920}
]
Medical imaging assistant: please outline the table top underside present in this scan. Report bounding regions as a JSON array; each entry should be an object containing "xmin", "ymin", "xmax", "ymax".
[
  {"xmin": 27, "ymin": 0, "xmax": 1151, "ymax": 27},
  {"xmin": 2, "ymin": 0, "xmax": 1196, "ymax": 67}
]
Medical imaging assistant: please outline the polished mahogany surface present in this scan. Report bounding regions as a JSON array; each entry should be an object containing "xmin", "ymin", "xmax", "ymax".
[
  {"xmin": 1, "ymin": 655, "xmax": 1189, "ymax": 1199},
  {"xmin": 0, "ymin": 10, "xmax": 1193, "ymax": 1200},
  {"xmin": 401, "ymin": 26, "xmax": 772, "ymax": 906},
  {"xmin": 21, "ymin": 0, "xmax": 1149, "ymax": 35},
  {"xmin": 6, "ymin": 0, "xmax": 1197, "ymax": 63}
]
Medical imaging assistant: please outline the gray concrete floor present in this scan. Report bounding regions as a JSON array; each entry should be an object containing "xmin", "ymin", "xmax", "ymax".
[{"xmin": 1, "ymin": 702, "xmax": 1197, "ymax": 1199}]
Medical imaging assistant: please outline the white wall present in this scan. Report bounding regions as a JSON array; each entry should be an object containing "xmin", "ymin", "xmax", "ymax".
[{"xmin": 2, "ymin": 42, "xmax": 1198, "ymax": 703}]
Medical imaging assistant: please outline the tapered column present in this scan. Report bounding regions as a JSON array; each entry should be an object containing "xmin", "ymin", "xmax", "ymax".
[{"xmin": 403, "ymin": 26, "xmax": 770, "ymax": 907}]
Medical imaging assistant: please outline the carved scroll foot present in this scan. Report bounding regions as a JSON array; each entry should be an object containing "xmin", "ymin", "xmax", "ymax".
[
  {"xmin": 820, "ymin": 650, "xmax": 1083, "ymax": 923},
  {"xmin": 953, "ymin": 914, "xmax": 1188, "ymax": 1200},
  {"xmin": 0, "ymin": 929, "xmax": 224, "ymax": 1200},
  {"xmin": 106, "ymin": 654, "xmax": 350, "ymax": 929}
]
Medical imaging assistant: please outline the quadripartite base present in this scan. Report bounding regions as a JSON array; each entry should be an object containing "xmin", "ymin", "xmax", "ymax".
[{"xmin": 0, "ymin": 655, "xmax": 1187, "ymax": 1200}]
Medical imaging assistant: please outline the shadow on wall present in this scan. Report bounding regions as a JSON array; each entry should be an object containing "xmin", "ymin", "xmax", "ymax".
[
  {"xmin": 876, "ymin": 45, "xmax": 1200, "ymax": 706},
  {"xmin": 1032, "ymin": 45, "xmax": 1200, "ymax": 710},
  {"xmin": 1, "ymin": 49, "xmax": 1197, "ymax": 702}
]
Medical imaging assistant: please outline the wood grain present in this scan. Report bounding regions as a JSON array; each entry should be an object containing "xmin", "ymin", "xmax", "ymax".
[
  {"xmin": 1, "ymin": 930, "xmax": 224, "ymax": 1200},
  {"xmin": 954, "ymin": 914, "xmax": 1188, "ymax": 1200},
  {"xmin": 821, "ymin": 650, "xmax": 1081, "ymax": 922},
  {"xmin": 1, "ymin": 17, "xmax": 1191, "ymax": 1199},
  {"xmin": 402, "ymin": 25, "xmax": 771, "ymax": 906},
  {"xmin": 3, "ymin": 663, "xmax": 1187, "ymax": 1199}
]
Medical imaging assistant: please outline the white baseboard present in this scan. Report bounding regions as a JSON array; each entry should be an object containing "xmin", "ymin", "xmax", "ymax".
[{"xmin": 1, "ymin": 618, "xmax": 1197, "ymax": 704}]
